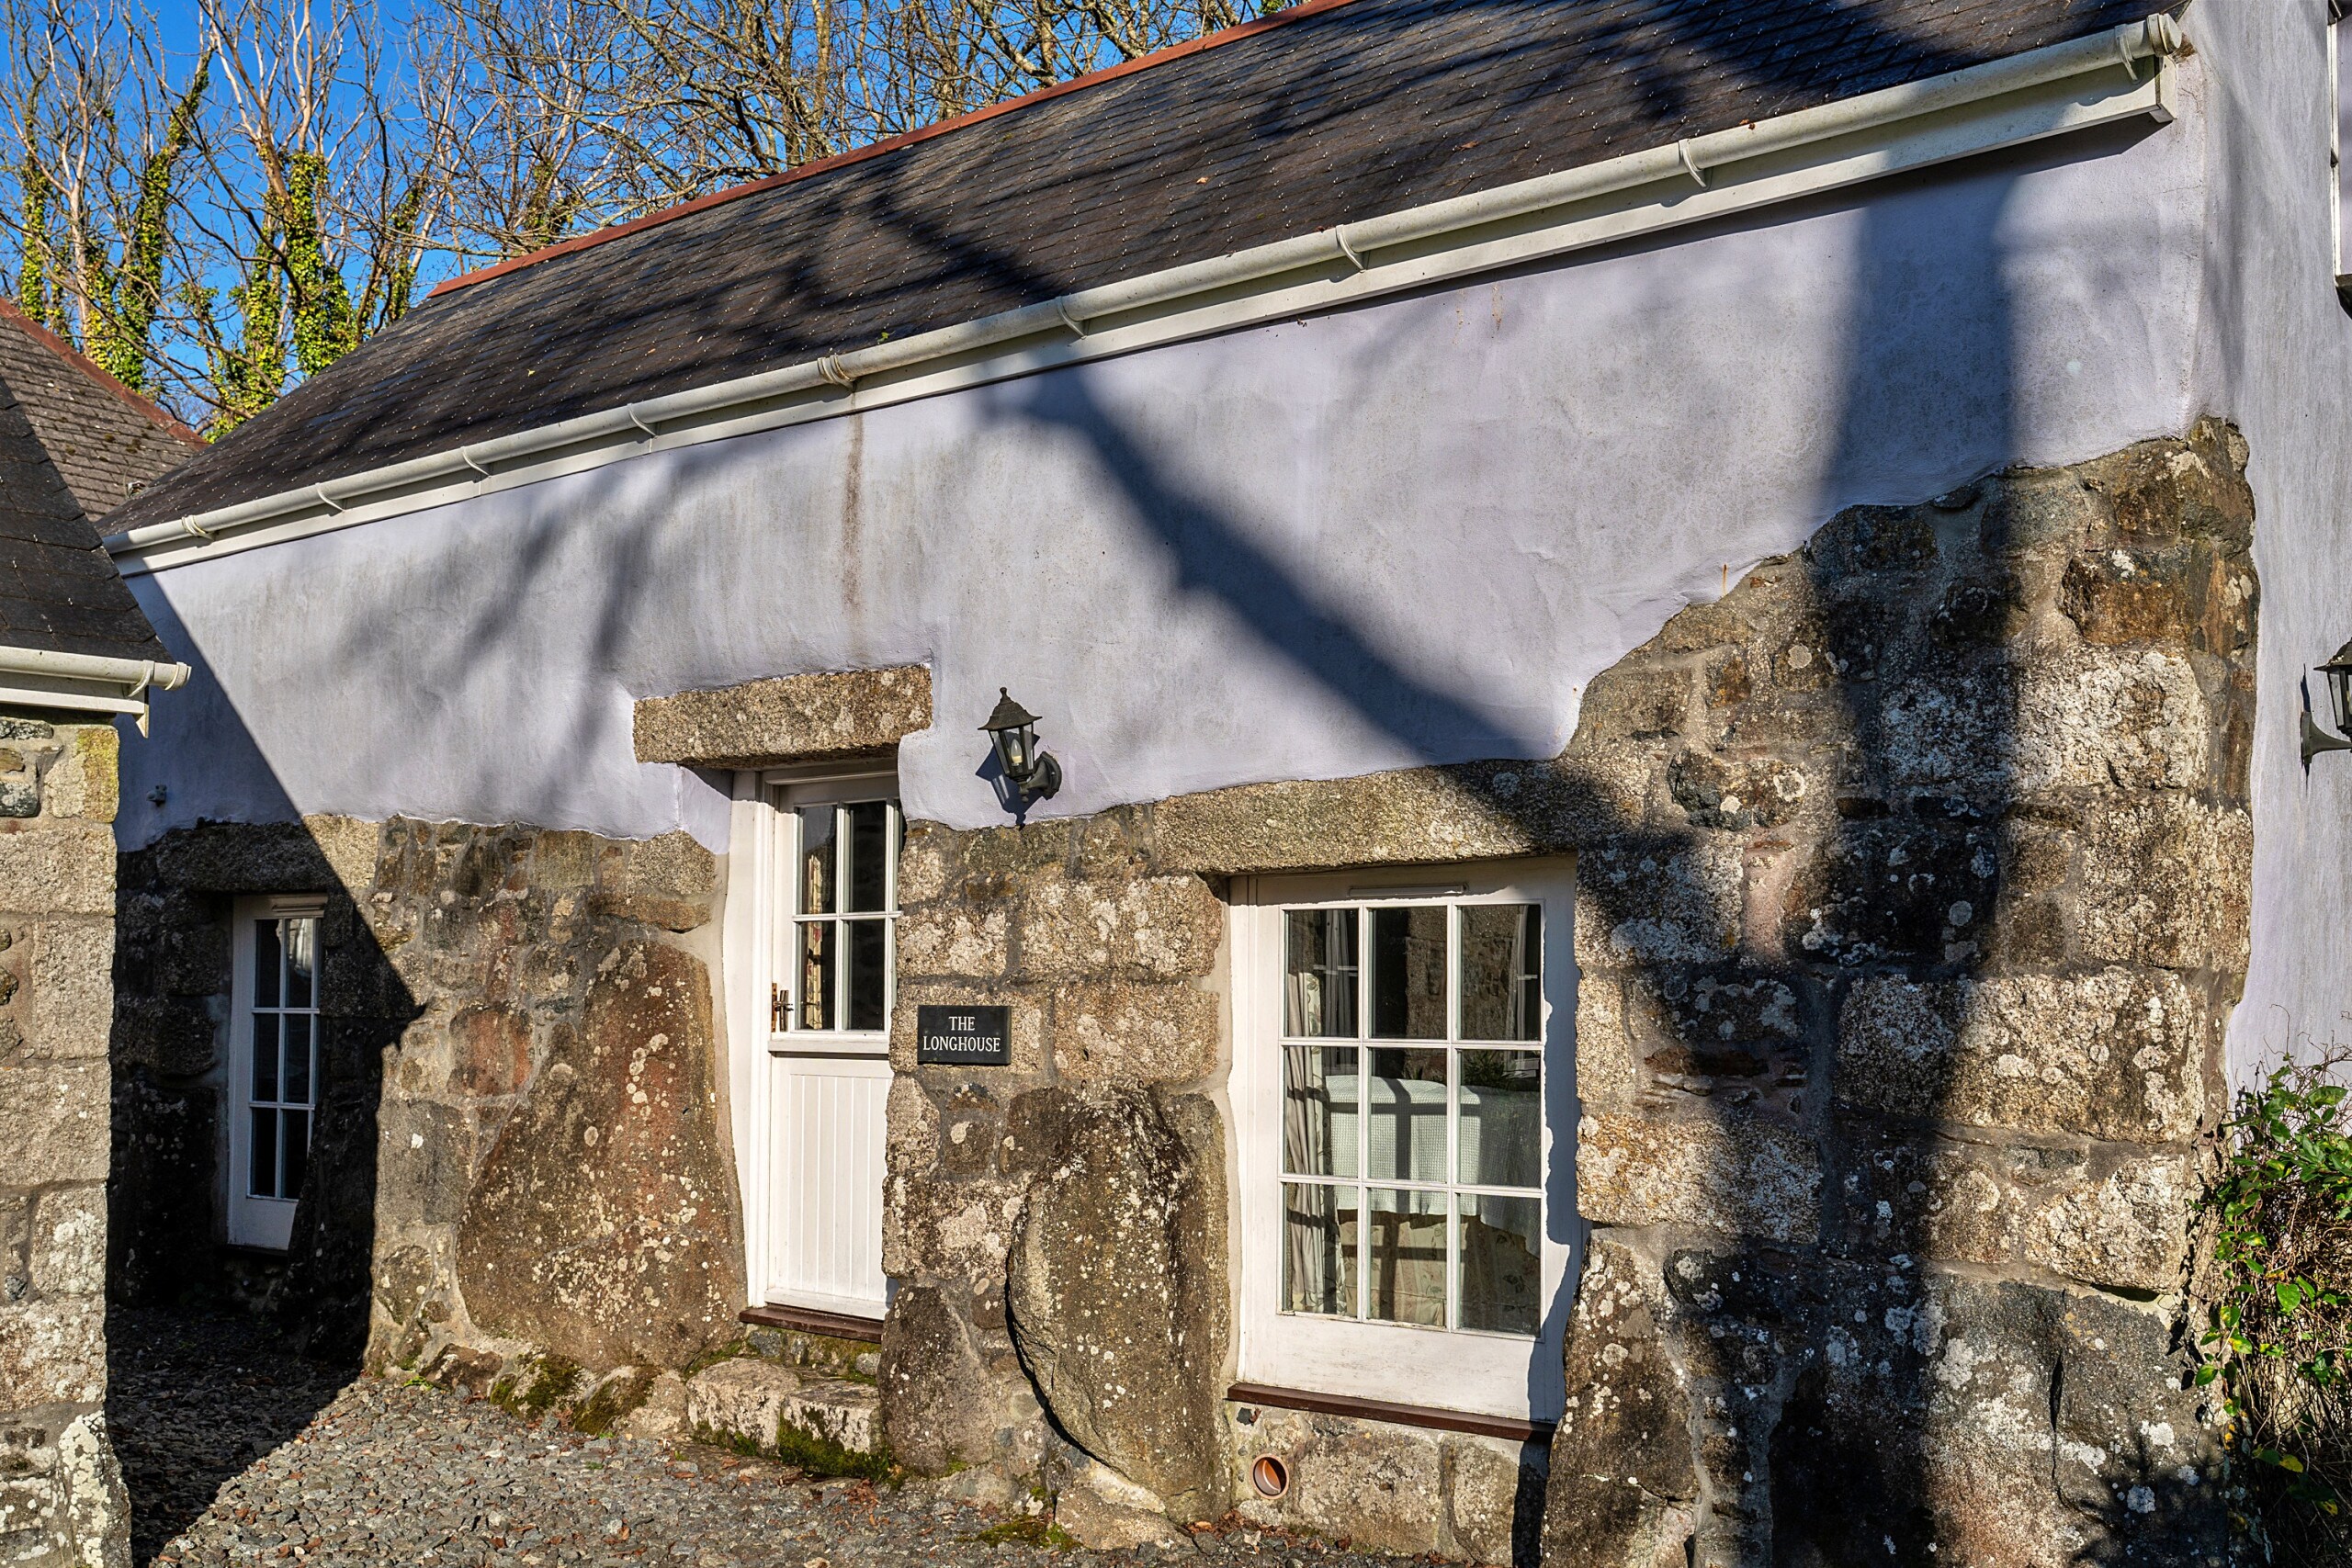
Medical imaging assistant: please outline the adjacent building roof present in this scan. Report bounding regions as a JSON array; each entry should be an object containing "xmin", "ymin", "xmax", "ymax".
[
  {"xmin": 115, "ymin": 0, "xmax": 2158, "ymax": 533},
  {"xmin": 0, "ymin": 302, "xmax": 190, "ymax": 659}
]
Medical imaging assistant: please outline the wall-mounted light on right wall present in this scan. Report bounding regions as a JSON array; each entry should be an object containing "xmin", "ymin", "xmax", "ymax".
[
  {"xmin": 2302, "ymin": 640, "xmax": 2352, "ymax": 767},
  {"xmin": 980, "ymin": 687, "xmax": 1063, "ymax": 802}
]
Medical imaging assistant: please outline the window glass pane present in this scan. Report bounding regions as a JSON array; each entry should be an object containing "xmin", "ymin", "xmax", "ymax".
[
  {"xmin": 284, "ymin": 1015, "xmax": 313, "ymax": 1106},
  {"xmin": 254, "ymin": 918, "xmax": 281, "ymax": 1008},
  {"xmin": 1459, "ymin": 1193, "xmax": 1542, "ymax": 1336},
  {"xmin": 845, "ymin": 803, "xmax": 890, "ymax": 913},
  {"xmin": 281, "ymin": 1111, "xmax": 310, "ymax": 1199},
  {"xmin": 1367, "ymin": 1189, "xmax": 1447, "ymax": 1326},
  {"xmin": 284, "ymin": 918, "xmax": 316, "ymax": 1010},
  {"xmin": 1368, "ymin": 907, "xmax": 1446, "ymax": 1040},
  {"xmin": 251, "ymin": 1014, "xmax": 280, "ymax": 1102},
  {"xmin": 1458, "ymin": 904, "xmax": 1541, "ymax": 1042},
  {"xmin": 797, "ymin": 921, "xmax": 835, "ymax": 1031},
  {"xmin": 1283, "ymin": 909, "xmax": 1358, "ymax": 1038},
  {"xmin": 1363, "ymin": 1048, "xmax": 1447, "ymax": 1183},
  {"xmin": 1460, "ymin": 1050, "xmax": 1541, "ymax": 1189},
  {"xmin": 797, "ymin": 807, "xmax": 838, "ymax": 915},
  {"xmin": 846, "ymin": 919, "xmax": 888, "ymax": 1032},
  {"xmin": 249, "ymin": 1109, "xmax": 277, "ymax": 1199},
  {"xmin": 1283, "ymin": 1047, "xmax": 1357, "ymax": 1178},
  {"xmin": 1281, "ymin": 1183, "xmax": 1357, "ymax": 1316}
]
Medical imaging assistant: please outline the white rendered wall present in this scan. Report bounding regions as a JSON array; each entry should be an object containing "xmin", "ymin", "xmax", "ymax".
[
  {"xmin": 122, "ymin": 97, "xmax": 2208, "ymax": 870},
  {"xmin": 2184, "ymin": 1, "xmax": 2352, "ymax": 1082}
]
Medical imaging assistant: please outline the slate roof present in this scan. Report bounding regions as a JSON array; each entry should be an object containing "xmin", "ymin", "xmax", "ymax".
[
  {"xmin": 0, "ymin": 303, "xmax": 189, "ymax": 659},
  {"xmin": 117, "ymin": 0, "xmax": 2160, "ymax": 532}
]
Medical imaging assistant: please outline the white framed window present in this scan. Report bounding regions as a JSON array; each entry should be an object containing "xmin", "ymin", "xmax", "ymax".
[
  {"xmin": 1231, "ymin": 860, "xmax": 1576, "ymax": 1422},
  {"xmin": 773, "ymin": 769, "xmax": 902, "ymax": 1038},
  {"xmin": 227, "ymin": 896, "xmax": 323, "ymax": 1250}
]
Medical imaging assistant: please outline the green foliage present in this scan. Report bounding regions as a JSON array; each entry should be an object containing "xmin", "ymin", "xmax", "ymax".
[
  {"xmin": 82, "ymin": 59, "xmax": 207, "ymax": 391},
  {"xmin": 967, "ymin": 1513, "xmax": 1079, "ymax": 1550},
  {"xmin": 493, "ymin": 1353, "xmax": 585, "ymax": 1421},
  {"xmin": 571, "ymin": 1369, "xmax": 655, "ymax": 1436},
  {"xmin": 15, "ymin": 118, "xmax": 55, "ymax": 333},
  {"xmin": 2202, "ymin": 1054, "xmax": 2352, "ymax": 1564}
]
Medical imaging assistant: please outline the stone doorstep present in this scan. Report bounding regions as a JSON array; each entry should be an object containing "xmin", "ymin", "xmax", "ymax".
[{"xmin": 683, "ymin": 1357, "xmax": 881, "ymax": 1459}]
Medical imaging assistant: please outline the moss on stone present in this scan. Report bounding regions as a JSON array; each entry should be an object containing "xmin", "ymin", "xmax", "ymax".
[
  {"xmin": 572, "ymin": 1369, "xmax": 655, "ymax": 1437},
  {"xmin": 967, "ymin": 1516, "xmax": 1079, "ymax": 1550},
  {"xmin": 774, "ymin": 1415, "xmax": 894, "ymax": 1481},
  {"xmin": 495, "ymin": 1356, "xmax": 582, "ymax": 1421}
]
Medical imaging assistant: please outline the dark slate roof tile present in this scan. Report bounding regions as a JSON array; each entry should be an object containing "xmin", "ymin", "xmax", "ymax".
[{"xmin": 118, "ymin": 0, "xmax": 2157, "ymax": 531}]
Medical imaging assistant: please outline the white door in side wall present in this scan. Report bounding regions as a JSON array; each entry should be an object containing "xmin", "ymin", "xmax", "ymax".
[
  {"xmin": 760, "ymin": 769, "xmax": 899, "ymax": 1321},
  {"xmin": 226, "ymin": 896, "xmax": 324, "ymax": 1250}
]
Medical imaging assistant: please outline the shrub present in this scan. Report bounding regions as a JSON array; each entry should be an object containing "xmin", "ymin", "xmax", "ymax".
[{"xmin": 2202, "ymin": 1052, "xmax": 2352, "ymax": 1564}]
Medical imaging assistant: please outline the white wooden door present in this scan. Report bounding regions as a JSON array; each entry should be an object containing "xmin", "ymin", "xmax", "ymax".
[
  {"xmin": 766, "ymin": 1047, "xmax": 890, "ymax": 1314},
  {"xmin": 758, "ymin": 773, "xmax": 898, "ymax": 1319}
]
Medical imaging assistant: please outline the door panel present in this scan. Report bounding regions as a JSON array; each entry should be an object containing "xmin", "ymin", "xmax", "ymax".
[{"xmin": 765, "ymin": 1050, "xmax": 890, "ymax": 1315}]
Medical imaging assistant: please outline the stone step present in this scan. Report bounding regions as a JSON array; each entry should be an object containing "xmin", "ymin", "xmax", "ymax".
[{"xmin": 683, "ymin": 1357, "xmax": 884, "ymax": 1471}]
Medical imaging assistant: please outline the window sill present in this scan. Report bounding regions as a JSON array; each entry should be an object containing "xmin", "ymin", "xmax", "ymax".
[{"xmin": 1225, "ymin": 1382, "xmax": 1555, "ymax": 1443}]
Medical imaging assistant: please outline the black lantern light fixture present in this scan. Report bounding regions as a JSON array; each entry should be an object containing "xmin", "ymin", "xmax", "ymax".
[
  {"xmin": 2303, "ymin": 640, "xmax": 2352, "ymax": 767},
  {"xmin": 981, "ymin": 688, "xmax": 1062, "ymax": 802}
]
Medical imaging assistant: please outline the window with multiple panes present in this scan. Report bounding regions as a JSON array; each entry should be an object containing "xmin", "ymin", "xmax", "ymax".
[
  {"xmin": 228, "ymin": 897, "xmax": 322, "ymax": 1249},
  {"xmin": 1233, "ymin": 864, "xmax": 1572, "ymax": 1421},
  {"xmin": 777, "ymin": 785, "xmax": 902, "ymax": 1033}
]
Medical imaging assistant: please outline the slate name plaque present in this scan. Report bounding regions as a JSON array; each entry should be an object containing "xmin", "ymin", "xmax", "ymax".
[{"xmin": 916, "ymin": 1004, "xmax": 1012, "ymax": 1066}]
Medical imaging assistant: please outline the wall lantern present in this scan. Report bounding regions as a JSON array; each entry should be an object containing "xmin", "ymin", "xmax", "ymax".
[
  {"xmin": 981, "ymin": 688, "xmax": 1062, "ymax": 802},
  {"xmin": 2303, "ymin": 640, "xmax": 2352, "ymax": 767}
]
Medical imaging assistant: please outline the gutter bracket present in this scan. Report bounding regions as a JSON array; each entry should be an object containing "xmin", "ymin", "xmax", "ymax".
[
  {"xmin": 179, "ymin": 516, "xmax": 214, "ymax": 543},
  {"xmin": 627, "ymin": 405, "xmax": 661, "ymax": 440},
  {"xmin": 818, "ymin": 355, "xmax": 856, "ymax": 389},
  {"xmin": 1677, "ymin": 141, "xmax": 1710, "ymax": 188},
  {"xmin": 1056, "ymin": 299, "xmax": 1088, "ymax": 336},
  {"xmin": 459, "ymin": 446, "xmax": 491, "ymax": 477},
  {"xmin": 1335, "ymin": 229, "xmax": 1369, "ymax": 271},
  {"xmin": 314, "ymin": 486, "xmax": 345, "ymax": 514}
]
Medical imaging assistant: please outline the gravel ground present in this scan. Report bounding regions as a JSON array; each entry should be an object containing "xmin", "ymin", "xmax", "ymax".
[{"xmin": 107, "ymin": 1308, "xmax": 1428, "ymax": 1568}]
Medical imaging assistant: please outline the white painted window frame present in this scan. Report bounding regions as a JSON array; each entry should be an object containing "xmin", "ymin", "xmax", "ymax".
[
  {"xmin": 1229, "ymin": 859, "xmax": 1578, "ymax": 1423},
  {"xmin": 225, "ymin": 895, "xmax": 325, "ymax": 1250},
  {"xmin": 2334, "ymin": 2, "xmax": 2348, "ymax": 285},
  {"xmin": 724, "ymin": 760, "xmax": 899, "ymax": 1314}
]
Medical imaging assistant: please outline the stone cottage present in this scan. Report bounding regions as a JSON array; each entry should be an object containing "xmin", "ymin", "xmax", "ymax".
[
  {"xmin": 0, "ymin": 300, "xmax": 195, "ymax": 1565},
  {"xmin": 86, "ymin": 0, "xmax": 2352, "ymax": 1560}
]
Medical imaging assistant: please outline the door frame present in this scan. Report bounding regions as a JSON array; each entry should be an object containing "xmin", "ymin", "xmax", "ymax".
[{"xmin": 724, "ymin": 760, "xmax": 899, "ymax": 1317}]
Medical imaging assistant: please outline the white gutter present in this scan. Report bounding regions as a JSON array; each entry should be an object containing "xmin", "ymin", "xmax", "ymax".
[
  {"xmin": 0, "ymin": 646, "xmax": 194, "ymax": 730},
  {"xmin": 109, "ymin": 13, "xmax": 2187, "ymax": 576}
]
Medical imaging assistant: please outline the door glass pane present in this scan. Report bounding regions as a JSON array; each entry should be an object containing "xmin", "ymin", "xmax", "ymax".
[
  {"xmin": 1459, "ymin": 1050, "xmax": 1541, "ymax": 1189},
  {"xmin": 1363, "ymin": 1048, "xmax": 1446, "ymax": 1183},
  {"xmin": 1458, "ymin": 904, "xmax": 1541, "ymax": 1042},
  {"xmin": 1367, "ymin": 1189, "xmax": 1447, "ymax": 1326},
  {"xmin": 1281, "ymin": 1183, "xmax": 1357, "ymax": 1316},
  {"xmin": 1368, "ymin": 907, "xmax": 1446, "ymax": 1040},
  {"xmin": 254, "ymin": 919, "xmax": 281, "ymax": 1008},
  {"xmin": 1283, "ymin": 1047, "xmax": 1357, "ymax": 1178},
  {"xmin": 284, "ymin": 1015, "xmax": 313, "ymax": 1105},
  {"xmin": 251, "ymin": 1014, "xmax": 279, "ymax": 1101},
  {"xmin": 1459, "ymin": 1193, "xmax": 1542, "ymax": 1336},
  {"xmin": 798, "ymin": 921, "xmax": 835, "ymax": 1031},
  {"xmin": 845, "ymin": 803, "xmax": 890, "ymax": 913},
  {"xmin": 284, "ymin": 919, "xmax": 316, "ymax": 1010},
  {"xmin": 797, "ymin": 807, "xmax": 838, "ymax": 915},
  {"xmin": 1283, "ymin": 909, "xmax": 1357, "ymax": 1038},
  {"xmin": 845, "ymin": 919, "xmax": 888, "ymax": 1032},
  {"xmin": 281, "ymin": 1111, "xmax": 310, "ymax": 1198},
  {"xmin": 249, "ymin": 1109, "xmax": 277, "ymax": 1199}
]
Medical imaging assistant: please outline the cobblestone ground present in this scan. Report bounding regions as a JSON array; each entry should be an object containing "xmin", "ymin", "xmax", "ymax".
[{"xmin": 107, "ymin": 1310, "xmax": 1435, "ymax": 1568}]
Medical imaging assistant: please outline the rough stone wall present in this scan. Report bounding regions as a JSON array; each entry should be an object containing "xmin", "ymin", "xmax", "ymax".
[
  {"xmin": 880, "ymin": 816, "xmax": 1236, "ymax": 1526},
  {"xmin": 1543, "ymin": 420, "xmax": 2255, "ymax": 1564},
  {"xmin": 0, "ymin": 718, "xmax": 131, "ymax": 1568},
  {"xmin": 110, "ymin": 815, "xmax": 744, "ymax": 1380}
]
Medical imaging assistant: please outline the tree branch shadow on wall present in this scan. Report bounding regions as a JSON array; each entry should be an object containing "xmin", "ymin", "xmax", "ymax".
[
  {"xmin": 107, "ymin": 597, "xmax": 423, "ymax": 1558},
  {"xmin": 992, "ymin": 116, "xmax": 2227, "ymax": 1565}
]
